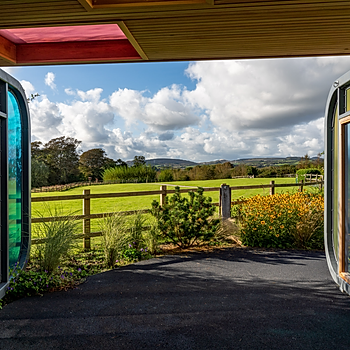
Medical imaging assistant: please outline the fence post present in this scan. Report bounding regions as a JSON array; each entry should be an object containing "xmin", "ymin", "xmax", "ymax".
[
  {"xmin": 299, "ymin": 179, "xmax": 304, "ymax": 192},
  {"xmin": 160, "ymin": 185, "xmax": 167, "ymax": 206},
  {"xmin": 83, "ymin": 189, "xmax": 91, "ymax": 251},
  {"xmin": 220, "ymin": 183, "xmax": 231, "ymax": 220},
  {"xmin": 270, "ymin": 180, "xmax": 275, "ymax": 195}
]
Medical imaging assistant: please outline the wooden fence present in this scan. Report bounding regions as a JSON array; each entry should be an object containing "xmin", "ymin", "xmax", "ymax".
[
  {"xmin": 305, "ymin": 174, "xmax": 323, "ymax": 182},
  {"xmin": 31, "ymin": 180, "xmax": 323, "ymax": 249}
]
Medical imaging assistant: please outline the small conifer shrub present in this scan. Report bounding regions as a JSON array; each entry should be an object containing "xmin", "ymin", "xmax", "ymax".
[{"xmin": 151, "ymin": 187, "xmax": 220, "ymax": 248}]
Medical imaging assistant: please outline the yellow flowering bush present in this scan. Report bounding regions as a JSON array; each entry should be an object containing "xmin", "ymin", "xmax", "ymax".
[{"xmin": 237, "ymin": 192, "xmax": 324, "ymax": 249}]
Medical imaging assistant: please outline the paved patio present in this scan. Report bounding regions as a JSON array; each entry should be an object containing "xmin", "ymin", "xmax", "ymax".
[{"xmin": 0, "ymin": 248, "xmax": 349, "ymax": 349}]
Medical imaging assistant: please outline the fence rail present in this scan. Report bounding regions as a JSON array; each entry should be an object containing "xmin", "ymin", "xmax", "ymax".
[
  {"xmin": 305, "ymin": 174, "xmax": 324, "ymax": 182},
  {"xmin": 31, "ymin": 180, "xmax": 323, "ymax": 248}
]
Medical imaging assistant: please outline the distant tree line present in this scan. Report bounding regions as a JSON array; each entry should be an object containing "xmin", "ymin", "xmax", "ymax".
[
  {"xmin": 156, "ymin": 162, "xmax": 258, "ymax": 182},
  {"xmin": 31, "ymin": 136, "xmax": 324, "ymax": 188},
  {"xmin": 165, "ymin": 162, "xmax": 233, "ymax": 181},
  {"xmin": 156, "ymin": 154, "xmax": 324, "ymax": 182},
  {"xmin": 31, "ymin": 136, "xmax": 125, "ymax": 188}
]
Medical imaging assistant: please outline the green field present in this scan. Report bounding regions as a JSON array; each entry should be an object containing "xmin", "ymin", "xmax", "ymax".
[
  {"xmin": 31, "ymin": 178, "xmax": 300, "ymax": 214},
  {"xmin": 31, "ymin": 178, "xmax": 307, "ymax": 245}
]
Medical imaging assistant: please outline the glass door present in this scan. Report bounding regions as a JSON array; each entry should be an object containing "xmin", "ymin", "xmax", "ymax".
[
  {"xmin": 339, "ymin": 117, "xmax": 350, "ymax": 280},
  {"xmin": 0, "ymin": 70, "xmax": 30, "ymax": 299}
]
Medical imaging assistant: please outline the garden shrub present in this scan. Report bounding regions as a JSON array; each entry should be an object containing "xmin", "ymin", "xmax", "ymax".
[
  {"xmin": 99, "ymin": 212, "xmax": 129, "ymax": 268},
  {"xmin": 0, "ymin": 254, "xmax": 98, "ymax": 309},
  {"xmin": 103, "ymin": 165, "xmax": 156, "ymax": 183},
  {"xmin": 213, "ymin": 219, "xmax": 241, "ymax": 245},
  {"xmin": 151, "ymin": 186, "xmax": 220, "ymax": 248},
  {"xmin": 238, "ymin": 192, "xmax": 324, "ymax": 249},
  {"xmin": 100, "ymin": 211, "xmax": 155, "ymax": 267},
  {"xmin": 127, "ymin": 211, "xmax": 147, "ymax": 250},
  {"xmin": 121, "ymin": 242, "xmax": 151, "ymax": 262},
  {"xmin": 32, "ymin": 206, "xmax": 79, "ymax": 273},
  {"xmin": 143, "ymin": 223, "xmax": 160, "ymax": 255},
  {"xmin": 296, "ymin": 168, "xmax": 321, "ymax": 182},
  {"xmin": 157, "ymin": 168, "xmax": 174, "ymax": 182}
]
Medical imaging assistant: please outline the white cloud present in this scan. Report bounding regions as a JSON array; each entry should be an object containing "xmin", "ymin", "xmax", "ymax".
[
  {"xmin": 109, "ymin": 85, "xmax": 199, "ymax": 131},
  {"xmin": 277, "ymin": 118, "xmax": 324, "ymax": 157},
  {"xmin": 20, "ymin": 80, "xmax": 35, "ymax": 98},
  {"xmin": 58, "ymin": 97, "xmax": 113, "ymax": 144},
  {"xmin": 0, "ymin": 67, "xmax": 18, "ymax": 75},
  {"xmin": 45, "ymin": 72, "xmax": 56, "ymax": 90},
  {"xmin": 184, "ymin": 58, "xmax": 350, "ymax": 135},
  {"xmin": 64, "ymin": 88, "xmax": 75, "ymax": 96},
  {"xmin": 77, "ymin": 88, "xmax": 103, "ymax": 102},
  {"xmin": 28, "ymin": 57, "xmax": 350, "ymax": 161},
  {"xmin": 29, "ymin": 95, "xmax": 62, "ymax": 142}
]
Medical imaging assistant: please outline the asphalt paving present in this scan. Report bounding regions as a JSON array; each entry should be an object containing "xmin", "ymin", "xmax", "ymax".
[{"xmin": 0, "ymin": 248, "xmax": 349, "ymax": 350}]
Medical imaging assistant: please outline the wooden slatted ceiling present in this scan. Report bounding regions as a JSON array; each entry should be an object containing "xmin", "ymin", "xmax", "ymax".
[
  {"xmin": 125, "ymin": 11, "xmax": 350, "ymax": 60},
  {"xmin": 123, "ymin": 5, "xmax": 350, "ymax": 60},
  {"xmin": 1, "ymin": 0, "xmax": 350, "ymax": 65},
  {"xmin": 83, "ymin": 0, "xmax": 210, "ymax": 8},
  {"xmin": 0, "ymin": 58, "xmax": 12, "ymax": 66},
  {"xmin": 2, "ymin": 1, "xmax": 350, "ymax": 26}
]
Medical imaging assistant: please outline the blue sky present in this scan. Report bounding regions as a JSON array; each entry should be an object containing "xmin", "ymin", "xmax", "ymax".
[
  {"xmin": 8, "ymin": 62, "xmax": 196, "ymax": 102},
  {"xmin": 3, "ymin": 57, "xmax": 350, "ymax": 162}
]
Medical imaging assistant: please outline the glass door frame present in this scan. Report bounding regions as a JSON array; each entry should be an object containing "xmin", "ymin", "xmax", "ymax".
[
  {"xmin": 339, "ymin": 115, "xmax": 350, "ymax": 282},
  {"xmin": 0, "ymin": 69, "xmax": 31, "ymax": 299}
]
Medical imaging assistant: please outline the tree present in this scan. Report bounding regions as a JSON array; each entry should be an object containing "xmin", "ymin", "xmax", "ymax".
[
  {"xmin": 116, "ymin": 158, "xmax": 128, "ymax": 168},
  {"xmin": 314, "ymin": 152, "xmax": 324, "ymax": 169},
  {"xmin": 232, "ymin": 164, "xmax": 249, "ymax": 177},
  {"xmin": 157, "ymin": 168, "xmax": 174, "ymax": 182},
  {"xmin": 297, "ymin": 154, "xmax": 312, "ymax": 170},
  {"xmin": 27, "ymin": 93, "xmax": 40, "ymax": 103},
  {"xmin": 214, "ymin": 162, "xmax": 233, "ymax": 179},
  {"xmin": 31, "ymin": 141, "xmax": 45, "ymax": 161},
  {"xmin": 31, "ymin": 158, "xmax": 49, "ymax": 188},
  {"xmin": 133, "ymin": 155, "xmax": 146, "ymax": 167},
  {"xmin": 44, "ymin": 136, "xmax": 81, "ymax": 184},
  {"xmin": 79, "ymin": 149, "xmax": 125, "ymax": 180},
  {"xmin": 79, "ymin": 148, "xmax": 114, "ymax": 180},
  {"xmin": 31, "ymin": 141, "xmax": 50, "ymax": 188}
]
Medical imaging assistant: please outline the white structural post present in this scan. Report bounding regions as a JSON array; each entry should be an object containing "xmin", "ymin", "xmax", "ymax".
[{"xmin": 220, "ymin": 183, "xmax": 231, "ymax": 220}]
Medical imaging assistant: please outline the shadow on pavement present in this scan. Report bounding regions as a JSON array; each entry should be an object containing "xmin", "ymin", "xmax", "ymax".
[{"xmin": 0, "ymin": 248, "xmax": 349, "ymax": 350}]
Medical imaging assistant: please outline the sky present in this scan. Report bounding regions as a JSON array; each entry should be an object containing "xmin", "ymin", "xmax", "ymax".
[{"xmin": 2, "ymin": 56, "xmax": 350, "ymax": 162}]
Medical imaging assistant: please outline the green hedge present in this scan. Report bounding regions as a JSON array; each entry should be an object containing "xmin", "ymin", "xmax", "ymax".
[
  {"xmin": 296, "ymin": 168, "xmax": 321, "ymax": 182},
  {"xmin": 103, "ymin": 165, "xmax": 157, "ymax": 183}
]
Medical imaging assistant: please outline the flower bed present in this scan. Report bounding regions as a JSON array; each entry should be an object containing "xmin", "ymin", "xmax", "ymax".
[{"xmin": 237, "ymin": 192, "xmax": 324, "ymax": 250}]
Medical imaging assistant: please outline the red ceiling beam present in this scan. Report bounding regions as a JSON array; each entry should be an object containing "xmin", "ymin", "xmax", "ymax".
[
  {"xmin": 0, "ymin": 35, "xmax": 16, "ymax": 63},
  {"xmin": 14, "ymin": 39, "xmax": 141, "ymax": 64}
]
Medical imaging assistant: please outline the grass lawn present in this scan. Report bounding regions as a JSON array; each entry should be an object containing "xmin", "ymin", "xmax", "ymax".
[
  {"xmin": 31, "ymin": 178, "xmax": 300, "ymax": 215},
  {"xmin": 31, "ymin": 177, "xmax": 310, "ymax": 247}
]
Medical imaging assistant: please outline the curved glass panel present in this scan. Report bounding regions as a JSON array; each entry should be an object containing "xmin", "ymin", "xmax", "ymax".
[{"xmin": 8, "ymin": 90, "xmax": 22, "ymax": 268}]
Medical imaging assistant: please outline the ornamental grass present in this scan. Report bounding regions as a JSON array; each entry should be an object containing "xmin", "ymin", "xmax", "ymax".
[
  {"xmin": 237, "ymin": 192, "xmax": 324, "ymax": 250},
  {"xmin": 32, "ymin": 206, "xmax": 79, "ymax": 273}
]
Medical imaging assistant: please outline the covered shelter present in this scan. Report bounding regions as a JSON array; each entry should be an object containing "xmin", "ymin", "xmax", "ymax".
[
  {"xmin": 1, "ymin": 1, "xmax": 350, "ymax": 66},
  {"xmin": 1, "ymin": 0, "xmax": 350, "ymax": 296}
]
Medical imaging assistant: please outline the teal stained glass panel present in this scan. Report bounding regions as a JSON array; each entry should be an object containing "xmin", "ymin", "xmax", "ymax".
[{"xmin": 8, "ymin": 91, "xmax": 22, "ymax": 268}]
